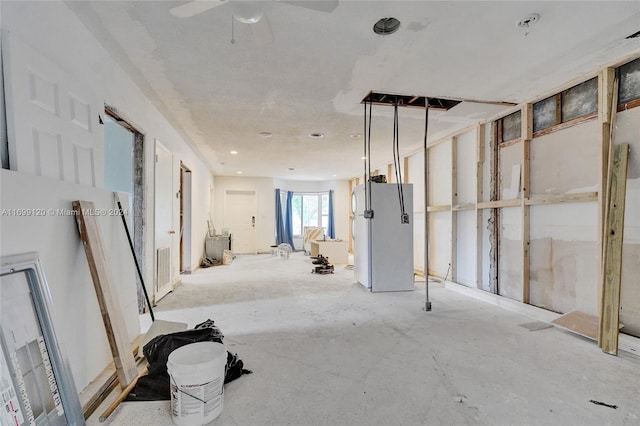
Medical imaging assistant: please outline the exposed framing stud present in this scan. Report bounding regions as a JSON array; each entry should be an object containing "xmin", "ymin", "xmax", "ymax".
[
  {"xmin": 403, "ymin": 157, "xmax": 409, "ymax": 183},
  {"xmin": 387, "ymin": 163, "xmax": 393, "ymax": 183},
  {"xmin": 451, "ymin": 137, "xmax": 458, "ymax": 282},
  {"xmin": 476, "ymin": 124, "xmax": 485, "ymax": 289},
  {"xmin": 521, "ymin": 104, "xmax": 532, "ymax": 304}
]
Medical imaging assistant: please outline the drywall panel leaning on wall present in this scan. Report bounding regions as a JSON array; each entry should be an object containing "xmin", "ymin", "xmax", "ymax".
[{"xmin": 0, "ymin": 169, "xmax": 139, "ymax": 391}]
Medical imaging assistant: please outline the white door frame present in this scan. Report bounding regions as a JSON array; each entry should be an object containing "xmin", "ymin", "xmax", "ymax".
[{"xmin": 154, "ymin": 139, "xmax": 175, "ymax": 301}]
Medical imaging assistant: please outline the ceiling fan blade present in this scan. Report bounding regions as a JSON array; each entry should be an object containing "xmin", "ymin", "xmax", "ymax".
[
  {"xmin": 277, "ymin": 0, "xmax": 339, "ymax": 13},
  {"xmin": 250, "ymin": 14, "xmax": 274, "ymax": 46},
  {"xmin": 170, "ymin": 0, "xmax": 228, "ymax": 18}
]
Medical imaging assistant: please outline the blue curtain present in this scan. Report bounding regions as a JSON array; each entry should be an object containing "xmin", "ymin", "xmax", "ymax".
[
  {"xmin": 284, "ymin": 191, "xmax": 296, "ymax": 249},
  {"xmin": 327, "ymin": 190, "xmax": 335, "ymax": 239},
  {"xmin": 275, "ymin": 189, "xmax": 285, "ymax": 244}
]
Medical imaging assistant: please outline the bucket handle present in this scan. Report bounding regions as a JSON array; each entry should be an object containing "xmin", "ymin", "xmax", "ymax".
[{"xmin": 169, "ymin": 374, "xmax": 224, "ymax": 405}]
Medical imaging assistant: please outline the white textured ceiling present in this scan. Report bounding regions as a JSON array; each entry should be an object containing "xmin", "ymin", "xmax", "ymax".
[{"xmin": 67, "ymin": 0, "xmax": 640, "ymax": 180}]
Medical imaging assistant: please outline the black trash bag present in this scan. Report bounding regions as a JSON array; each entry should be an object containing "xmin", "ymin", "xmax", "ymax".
[{"xmin": 126, "ymin": 320, "xmax": 251, "ymax": 401}]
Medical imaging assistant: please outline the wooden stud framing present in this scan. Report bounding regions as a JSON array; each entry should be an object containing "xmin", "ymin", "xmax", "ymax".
[
  {"xmin": 387, "ymin": 163, "xmax": 393, "ymax": 183},
  {"xmin": 427, "ymin": 205, "xmax": 452, "ymax": 212},
  {"xmin": 598, "ymin": 68, "xmax": 617, "ymax": 321},
  {"xmin": 476, "ymin": 124, "xmax": 485, "ymax": 289},
  {"xmin": 598, "ymin": 143, "xmax": 630, "ymax": 355},
  {"xmin": 526, "ymin": 192, "xmax": 598, "ymax": 205},
  {"xmin": 451, "ymin": 137, "xmax": 458, "ymax": 282},
  {"xmin": 478, "ymin": 199, "xmax": 521, "ymax": 209},
  {"xmin": 521, "ymin": 104, "xmax": 532, "ymax": 304}
]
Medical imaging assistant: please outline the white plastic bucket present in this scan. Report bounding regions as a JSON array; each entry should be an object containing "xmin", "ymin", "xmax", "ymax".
[{"xmin": 167, "ymin": 342, "xmax": 227, "ymax": 426}]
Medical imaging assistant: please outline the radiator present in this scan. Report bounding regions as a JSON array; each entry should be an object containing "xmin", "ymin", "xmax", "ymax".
[{"xmin": 156, "ymin": 247, "xmax": 171, "ymax": 290}]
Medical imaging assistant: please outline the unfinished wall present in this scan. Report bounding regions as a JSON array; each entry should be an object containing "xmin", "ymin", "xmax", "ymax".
[
  {"xmin": 454, "ymin": 130, "xmax": 477, "ymax": 286},
  {"xmin": 616, "ymin": 106, "xmax": 640, "ymax": 337}
]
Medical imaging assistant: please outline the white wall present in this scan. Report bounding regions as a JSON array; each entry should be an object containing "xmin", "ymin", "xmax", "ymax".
[
  {"xmin": 0, "ymin": 1, "xmax": 214, "ymax": 390},
  {"xmin": 0, "ymin": 170, "xmax": 138, "ymax": 391}
]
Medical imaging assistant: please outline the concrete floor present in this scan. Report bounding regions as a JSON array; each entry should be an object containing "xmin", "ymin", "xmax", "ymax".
[{"xmin": 90, "ymin": 253, "xmax": 640, "ymax": 425}]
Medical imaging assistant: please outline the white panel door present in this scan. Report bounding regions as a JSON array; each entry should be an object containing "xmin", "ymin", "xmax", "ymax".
[
  {"xmin": 2, "ymin": 32, "xmax": 103, "ymax": 187},
  {"xmin": 154, "ymin": 141, "xmax": 174, "ymax": 301},
  {"xmin": 224, "ymin": 190, "xmax": 257, "ymax": 254}
]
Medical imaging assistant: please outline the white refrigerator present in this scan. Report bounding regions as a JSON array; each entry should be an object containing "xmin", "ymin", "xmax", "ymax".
[{"xmin": 352, "ymin": 183, "xmax": 414, "ymax": 292}]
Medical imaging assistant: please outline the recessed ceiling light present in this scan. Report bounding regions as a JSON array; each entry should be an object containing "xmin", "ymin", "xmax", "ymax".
[
  {"xmin": 373, "ymin": 17, "xmax": 401, "ymax": 35},
  {"xmin": 259, "ymin": 131, "xmax": 272, "ymax": 138},
  {"xmin": 288, "ymin": 168, "xmax": 295, "ymax": 171},
  {"xmin": 230, "ymin": 150, "xmax": 238, "ymax": 155},
  {"xmin": 361, "ymin": 156, "xmax": 367, "ymax": 160},
  {"xmin": 236, "ymin": 171, "xmax": 242, "ymax": 174},
  {"xmin": 332, "ymin": 174, "xmax": 337, "ymax": 177},
  {"xmin": 309, "ymin": 132, "xmax": 324, "ymax": 139},
  {"xmin": 350, "ymin": 133, "xmax": 362, "ymax": 138}
]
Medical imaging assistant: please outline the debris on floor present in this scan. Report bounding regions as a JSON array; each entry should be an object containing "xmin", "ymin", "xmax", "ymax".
[
  {"xmin": 126, "ymin": 319, "xmax": 252, "ymax": 401},
  {"xmin": 311, "ymin": 254, "xmax": 334, "ymax": 274},
  {"xmin": 200, "ymin": 257, "xmax": 221, "ymax": 268},
  {"xmin": 589, "ymin": 400, "xmax": 618, "ymax": 409},
  {"xmin": 518, "ymin": 321, "xmax": 553, "ymax": 332}
]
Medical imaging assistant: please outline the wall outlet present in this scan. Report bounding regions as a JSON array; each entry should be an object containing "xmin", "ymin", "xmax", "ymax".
[
  {"xmin": 364, "ymin": 210, "xmax": 374, "ymax": 219},
  {"xmin": 401, "ymin": 213, "xmax": 410, "ymax": 224}
]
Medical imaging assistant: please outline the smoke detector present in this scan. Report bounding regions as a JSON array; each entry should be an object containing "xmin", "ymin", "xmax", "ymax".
[{"xmin": 373, "ymin": 17, "xmax": 401, "ymax": 35}]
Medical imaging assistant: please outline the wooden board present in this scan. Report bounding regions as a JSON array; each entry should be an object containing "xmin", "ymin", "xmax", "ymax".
[
  {"xmin": 73, "ymin": 200, "xmax": 138, "ymax": 386},
  {"xmin": 140, "ymin": 319, "xmax": 188, "ymax": 349},
  {"xmin": 552, "ymin": 310, "xmax": 599, "ymax": 340},
  {"xmin": 598, "ymin": 144, "xmax": 630, "ymax": 355}
]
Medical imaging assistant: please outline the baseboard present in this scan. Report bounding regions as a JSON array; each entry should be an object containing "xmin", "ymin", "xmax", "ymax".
[{"xmin": 443, "ymin": 280, "xmax": 640, "ymax": 357}]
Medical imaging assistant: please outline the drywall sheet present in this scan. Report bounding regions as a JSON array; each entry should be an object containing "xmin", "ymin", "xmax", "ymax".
[
  {"xmin": 529, "ymin": 202, "xmax": 598, "ymax": 315},
  {"xmin": 616, "ymin": 106, "xmax": 640, "ymax": 337},
  {"xmin": 455, "ymin": 129, "xmax": 477, "ymax": 204},
  {"xmin": 530, "ymin": 120, "xmax": 599, "ymax": 194},
  {"xmin": 428, "ymin": 139, "xmax": 452, "ymax": 206},
  {"xmin": 0, "ymin": 169, "xmax": 139, "ymax": 391},
  {"xmin": 456, "ymin": 210, "xmax": 476, "ymax": 286},
  {"xmin": 498, "ymin": 207, "xmax": 522, "ymax": 301},
  {"xmin": 413, "ymin": 212, "xmax": 425, "ymax": 274},
  {"xmin": 427, "ymin": 211, "xmax": 451, "ymax": 277},
  {"xmin": 499, "ymin": 142, "xmax": 521, "ymax": 200},
  {"xmin": 408, "ymin": 152, "xmax": 425, "ymax": 212}
]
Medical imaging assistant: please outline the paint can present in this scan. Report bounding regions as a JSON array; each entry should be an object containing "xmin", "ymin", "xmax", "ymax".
[{"xmin": 167, "ymin": 342, "xmax": 226, "ymax": 425}]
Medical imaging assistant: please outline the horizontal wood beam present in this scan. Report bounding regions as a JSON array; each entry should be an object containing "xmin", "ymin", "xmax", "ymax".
[
  {"xmin": 427, "ymin": 205, "xmax": 451, "ymax": 212},
  {"xmin": 452, "ymin": 203, "xmax": 476, "ymax": 211},
  {"xmin": 525, "ymin": 192, "xmax": 598, "ymax": 206},
  {"xmin": 477, "ymin": 199, "xmax": 521, "ymax": 209}
]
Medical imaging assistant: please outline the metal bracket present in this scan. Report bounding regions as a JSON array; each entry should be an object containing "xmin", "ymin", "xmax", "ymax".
[{"xmin": 364, "ymin": 210, "xmax": 374, "ymax": 219}]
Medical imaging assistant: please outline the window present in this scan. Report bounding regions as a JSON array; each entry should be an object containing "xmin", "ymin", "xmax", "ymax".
[
  {"xmin": 533, "ymin": 77, "xmax": 598, "ymax": 135},
  {"xmin": 617, "ymin": 57, "xmax": 640, "ymax": 110},
  {"xmin": 291, "ymin": 192, "xmax": 329, "ymax": 236},
  {"xmin": 498, "ymin": 110, "xmax": 521, "ymax": 144}
]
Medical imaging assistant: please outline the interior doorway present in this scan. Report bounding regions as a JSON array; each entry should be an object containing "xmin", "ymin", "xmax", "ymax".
[
  {"xmin": 103, "ymin": 106, "xmax": 145, "ymax": 311},
  {"xmin": 180, "ymin": 163, "xmax": 192, "ymax": 273}
]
